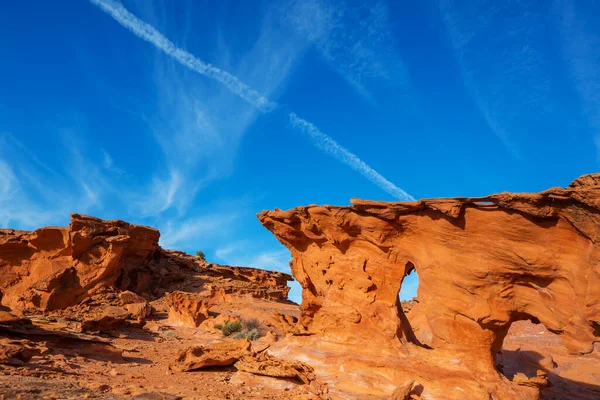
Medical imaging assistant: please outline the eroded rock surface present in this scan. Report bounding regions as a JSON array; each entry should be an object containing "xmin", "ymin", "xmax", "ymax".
[
  {"xmin": 259, "ymin": 173, "xmax": 600, "ymax": 399},
  {"xmin": 170, "ymin": 339, "xmax": 252, "ymax": 372},
  {"xmin": 0, "ymin": 213, "xmax": 306, "ymax": 399},
  {"xmin": 165, "ymin": 291, "xmax": 210, "ymax": 328},
  {"xmin": 0, "ymin": 214, "xmax": 292, "ymax": 312}
]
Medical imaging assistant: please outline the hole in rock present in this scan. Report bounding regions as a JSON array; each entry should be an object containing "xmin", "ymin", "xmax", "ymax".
[
  {"xmin": 399, "ymin": 265, "xmax": 418, "ymax": 302},
  {"xmin": 474, "ymin": 201, "xmax": 494, "ymax": 206},
  {"xmin": 496, "ymin": 318, "xmax": 549, "ymax": 381},
  {"xmin": 396, "ymin": 262, "xmax": 429, "ymax": 347},
  {"xmin": 499, "ymin": 319, "xmax": 600, "ymax": 398}
]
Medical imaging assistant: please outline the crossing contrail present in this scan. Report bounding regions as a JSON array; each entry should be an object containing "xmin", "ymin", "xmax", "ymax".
[{"xmin": 90, "ymin": 0, "xmax": 415, "ymax": 201}]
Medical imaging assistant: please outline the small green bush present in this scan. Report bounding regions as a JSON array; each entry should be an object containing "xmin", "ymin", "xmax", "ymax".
[
  {"xmin": 232, "ymin": 328, "xmax": 260, "ymax": 341},
  {"xmin": 195, "ymin": 251, "xmax": 206, "ymax": 261},
  {"xmin": 214, "ymin": 320, "xmax": 242, "ymax": 337},
  {"xmin": 215, "ymin": 318, "xmax": 261, "ymax": 340}
]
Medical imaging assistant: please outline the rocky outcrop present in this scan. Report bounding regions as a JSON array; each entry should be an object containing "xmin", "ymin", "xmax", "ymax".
[
  {"xmin": 0, "ymin": 214, "xmax": 293, "ymax": 313},
  {"xmin": 0, "ymin": 214, "xmax": 159, "ymax": 311},
  {"xmin": 258, "ymin": 173, "xmax": 600, "ymax": 399},
  {"xmin": 165, "ymin": 291, "xmax": 209, "ymax": 328},
  {"xmin": 170, "ymin": 339, "xmax": 252, "ymax": 372},
  {"xmin": 80, "ymin": 306, "xmax": 132, "ymax": 332},
  {"xmin": 171, "ymin": 339, "xmax": 328, "ymax": 397},
  {"xmin": 0, "ymin": 214, "xmax": 315, "ymax": 399},
  {"xmin": 236, "ymin": 352, "xmax": 326, "ymax": 395}
]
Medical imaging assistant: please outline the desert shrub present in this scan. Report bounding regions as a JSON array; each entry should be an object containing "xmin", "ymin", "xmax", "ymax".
[
  {"xmin": 195, "ymin": 250, "xmax": 206, "ymax": 261},
  {"xmin": 214, "ymin": 320, "xmax": 242, "ymax": 337},
  {"xmin": 215, "ymin": 318, "xmax": 261, "ymax": 340},
  {"xmin": 232, "ymin": 328, "xmax": 260, "ymax": 341},
  {"xmin": 162, "ymin": 330, "xmax": 179, "ymax": 341},
  {"xmin": 242, "ymin": 318, "xmax": 260, "ymax": 331}
]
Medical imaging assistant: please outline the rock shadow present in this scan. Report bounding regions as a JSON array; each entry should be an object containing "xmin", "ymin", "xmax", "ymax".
[{"xmin": 497, "ymin": 348, "xmax": 600, "ymax": 400}]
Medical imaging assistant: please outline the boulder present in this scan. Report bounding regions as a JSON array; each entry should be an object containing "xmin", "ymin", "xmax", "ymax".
[
  {"xmin": 169, "ymin": 339, "xmax": 251, "ymax": 372},
  {"xmin": 81, "ymin": 306, "xmax": 131, "ymax": 332}
]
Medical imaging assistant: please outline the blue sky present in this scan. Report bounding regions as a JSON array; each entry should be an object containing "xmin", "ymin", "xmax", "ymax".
[{"xmin": 1, "ymin": 0, "xmax": 598, "ymax": 302}]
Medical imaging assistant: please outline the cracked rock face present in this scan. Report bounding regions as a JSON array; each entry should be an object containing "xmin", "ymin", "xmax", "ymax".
[{"xmin": 258, "ymin": 173, "xmax": 600, "ymax": 399}]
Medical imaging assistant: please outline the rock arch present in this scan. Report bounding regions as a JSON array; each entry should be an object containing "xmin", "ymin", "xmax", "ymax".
[{"xmin": 258, "ymin": 173, "xmax": 600, "ymax": 399}]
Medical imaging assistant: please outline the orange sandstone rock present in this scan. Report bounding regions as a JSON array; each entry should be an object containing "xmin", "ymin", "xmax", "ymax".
[
  {"xmin": 0, "ymin": 214, "xmax": 292, "ymax": 313},
  {"xmin": 0, "ymin": 214, "xmax": 159, "ymax": 311},
  {"xmin": 165, "ymin": 291, "xmax": 209, "ymax": 328},
  {"xmin": 258, "ymin": 173, "xmax": 600, "ymax": 400},
  {"xmin": 169, "ymin": 339, "xmax": 252, "ymax": 372}
]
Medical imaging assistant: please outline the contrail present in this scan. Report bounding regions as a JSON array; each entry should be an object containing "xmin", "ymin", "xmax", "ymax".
[
  {"xmin": 290, "ymin": 113, "xmax": 414, "ymax": 201},
  {"xmin": 90, "ymin": 0, "xmax": 415, "ymax": 201},
  {"xmin": 90, "ymin": 0, "xmax": 276, "ymax": 112}
]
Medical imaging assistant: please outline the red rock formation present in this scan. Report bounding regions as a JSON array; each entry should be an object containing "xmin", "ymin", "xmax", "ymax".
[
  {"xmin": 0, "ymin": 214, "xmax": 292, "ymax": 313},
  {"xmin": 258, "ymin": 173, "xmax": 600, "ymax": 399},
  {"xmin": 171, "ymin": 339, "xmax": 328, "ymax": 397},
  {"xmin": 170, "ymin": 339, "xmax": 252, "ymax": 372},
  {"xmin": 165, "ymin": 291, "xmax": 209, "ymax": 328},
  {"xmin": 0, "ymin": 214, "xmax": 159, "ymax": 311}
]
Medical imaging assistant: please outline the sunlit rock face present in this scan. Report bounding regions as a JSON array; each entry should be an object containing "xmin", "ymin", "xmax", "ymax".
[
  {"xmin": 0, "ymin": 214, "xmax": 292, "ymax": 312},
  {"xmin": 259, "ymin": 173, "xmax": 600, "ymax": 399}
]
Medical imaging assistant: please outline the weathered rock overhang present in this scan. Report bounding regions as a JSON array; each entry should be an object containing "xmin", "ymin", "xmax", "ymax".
[{"xmin": 258, "ymin": 174, "xmax": 600, "ymax": 357}]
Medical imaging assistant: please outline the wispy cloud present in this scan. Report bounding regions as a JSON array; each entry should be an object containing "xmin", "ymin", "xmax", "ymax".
[
  {"xmin": 134, "ymin": 169, "xmax": 183, "ymax": 217},
  {"xmin": 0, "ymin": 126, "xmax": 119, "ymax": 229},
  {"xmin": 91, "ymin": 0, "xmax": 413, "ymax": 201},
  {"xmin": 108, "ymin": 0, "xmax": 307, "ymax": 218},
  {"xmin": 101, "ymin": 149, "xmax": 124, "ymax": 174},
  {"xmin": 0, "ymin": 139, "xmax": 71, "ymax": 228},
  {"xmin": 90, "ymin": 0, "xmax": 277, "ymax": 113},
  {"xmin": 556, "ymin": 1, "xmax": 600, "ymax": 160},
  {"xmin": 160, "ymin": 212, "xmax": 239, "ymax": 249},
  {"xmin": 289, "ymin": 113, "xmax": 414, "ymax": 201},
  {"xmin": 439, "ymin": 0, "xmax": 553, "ymax": 158},
  {"xmin": 284, "ymin": 0, "xmax": 407, "ymax": 102},
  {"xmin": 0, "ymin": 160, "xmax": 18, "ymax": 206},
  {"xmin": 215, "ymin": 241, "xmax": 291, "ymax": 272}
]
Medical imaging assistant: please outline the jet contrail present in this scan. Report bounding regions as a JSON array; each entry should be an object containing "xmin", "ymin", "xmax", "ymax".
[
  {"xmin": 90, "ymin": 0, "xmax": 276, "ymax": 112},
  {"xmin": 90, "ymin": 0, "xmax": 415, "ymax": 201},
  {"xmin": 290, "ymin": 113, "xmax": 414, "ymax": 201}
]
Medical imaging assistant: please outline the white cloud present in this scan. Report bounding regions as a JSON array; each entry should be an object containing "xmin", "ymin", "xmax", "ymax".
[
  {"xmin": 159, "ymin": 212, "xmax": 239, "ymax": 249},
  {"xmin": 0, "ymin": 128, "xmax": 115, "ymax": 229},
  {"xmin": 439, "ymin": 0, "xmax": 554, "ymax": 158},
  {"xmin": 102, "ymin": 150, "xmax": 114, "ymax": 169},
  {"xmin": 556, "ymin": 1, "xmax": 600, "ymax": 160},
  {"xmin": 0, "ymin": 160, "xmax": 18, "ymax": 203},
  {"xmin": 102, "ymin": 149, "xmax": 124, "ymax": 174},
  {"xmin": 134, "ymin": 169, "xmax": 183, "ymax": 217},
  {"xmin": 284, "ymin": 0, "xmax": 407, "ymax": 102},
  {"xmin": 0, "ymin": 157, "xmax": 64, "ymax": 229},
  {"xmin": 214, "ymin": 241, "xmax": 292, "ymax": 272}
]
